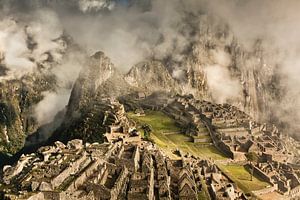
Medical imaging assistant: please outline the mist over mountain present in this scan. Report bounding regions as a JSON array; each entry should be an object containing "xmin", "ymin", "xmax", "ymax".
[{"xmin": 0, "ymin": 0, "xmax": 300, "ymax": 154}]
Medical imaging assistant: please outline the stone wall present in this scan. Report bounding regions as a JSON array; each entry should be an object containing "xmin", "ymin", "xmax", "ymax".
[
  {"xmin": 232, "ymin": 152, "xmax": 246, "ymax": 161},
  {"xmin": 110, "ymin": 167, "xmax": 129, "ymax": 200},
  {"xmin": 96, "ymin": 185, "xmax": 111, "ymax": 199},
  {"xmin": 51, "ymin": 152, "xmax": 88, "ymax": 188},
  {"xmin": 250, "ymin": 126, "xmax": 261, "ymax": 135},
  {"xmin": 27, "ymin": 192, "xmax": 44, "ymax": 200},
  {"xmin": 218, "ymin": 141, "xmax": 234, "ymax": 159},
  {"xmin": 67, "ymin": 159, "xmax": 104, "ymax": 192},
  {"xmin": 252, "ymin": 185, "xmax": 278, "ymax": 196},
  {"xmin": 289, "ymin": 185, "xmax": 300, "ymax": 198},
  {"xmin": 248, "ymin": 164, "xmax": 273, "ymax": 184},
  {"xmin": 133, "ymin": 146, "xmax": 140, "ymax": 172},
  {"xmin": 217, "ymin": 128, "xmax": 249, "ymax": 137}
]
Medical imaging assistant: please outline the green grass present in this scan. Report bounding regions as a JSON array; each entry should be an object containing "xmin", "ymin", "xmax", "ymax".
[
  {"xmin": 192, "ymin": 135, "xmax": 212, "ymax": 142},
  {"xmin": 127, "ymin": 110, "xmax": 227, "ymax": 160},
  {"xmin": 128, "ymin": 110, "xmax": 180, "ymax": 134},
  {"xmin": 198, "ymin": 178, "xmax": 211, "ymax": 200},
  {"xmin": 198, "ymin": 189, "xmax": 209, "ymax": 200},
  {"xmin": 187, "ymin": 144, "xmax": 226, "ymax": 160},
  {"xmin": 219, "ymin": 164, "xmax": 270, "ymax": 193},
  {"xmin": 197, "ymin": 127, "xmax": 209, "ymax": 133},
  {"xmin": 128, "ymin": 110, "xmax": 270, "ymax": 198}
]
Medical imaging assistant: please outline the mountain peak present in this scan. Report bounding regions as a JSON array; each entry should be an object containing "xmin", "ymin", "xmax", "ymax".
[{"xmin": 125, "ymin": 60, "xmax": 180, "ymax": 94}]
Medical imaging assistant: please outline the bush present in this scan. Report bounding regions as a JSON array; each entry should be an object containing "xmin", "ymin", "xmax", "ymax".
[{"xmin": 0, "ymin": 102, "xmax": 17, "ymax": 126}]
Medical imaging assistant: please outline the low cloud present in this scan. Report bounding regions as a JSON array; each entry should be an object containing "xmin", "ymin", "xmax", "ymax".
[
  {"xmin": 34, "ymin": 89, "xmax": 71, "ymax": 125},
  {"xmin": 204, "ymin": 65, "xmax": 242, "ymax": 104},
  {"xmin": 0, "ymin": 9, "xmax": 66, "ymax": 80}
]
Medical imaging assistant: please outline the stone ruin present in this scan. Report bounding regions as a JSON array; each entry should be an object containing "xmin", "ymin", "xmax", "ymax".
[
  {"xmin": 1, "ymin": 139, "xmax": 247, "ymax": 200},
  {"xmin": 123, "ymin": 93, "xmax": 300, "ymax": 199},
  {"xmin": 2, "ymin": 93, "xmax": 300, "ymax": 199}
]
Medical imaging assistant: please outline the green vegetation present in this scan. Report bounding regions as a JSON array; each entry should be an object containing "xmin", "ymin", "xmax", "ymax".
[
  {"xmin": 198, "ymin": 189, "xmax": 210, "ymax": 200},
  {"xmin": 198, "ymin": 178, "xmax": 211, "ymax": 200},
  {"xmin": 245, "ymin": 152, "xmax": 259, "ymax": 163},
  {"xmin": 246, "ymin": 152, "xmax": 259, "ymax": 181},
  {"xmin": 128, "ymin": 110, "xmax": 180, "ymax": 134},
  {"xmin": 0, "ymin": 102, "xmax": 17, "ymax": 126},
  {"xmin": 141, "ymin": 124, "xmax": 152, "ymax": 140},
  {"xmin": 219, "ymin": 164, "xmax": 270, "ymax": 193},
  {"xmin": 128, "ymin": 110, "xmax": 270, "ymax": 197},
  {"xmin": 127, "ymin": 110, "xmax": 227, "ymax": 160},
  {"xmin": 0, "ymin": 102, "xmax": 25, "ymax": 154}
]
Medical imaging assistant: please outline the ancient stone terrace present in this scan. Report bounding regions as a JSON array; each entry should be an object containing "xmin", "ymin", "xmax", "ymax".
[
  {"xmin": 105, "ymin": 98, "xmax": 133, "ymax": 133},
  {"xmin": 211, "ymin": 122, "xmax": 291, "ymax": 162},
  {"xmin": 103, "ymin": 98, "xmax": 143, "ymax": 145},
  {"xmin": 251, "ymin": 161, "xmax": 300, "ymax": 198},
  {"xmin": 3, "ymin": 93, "xmax": 295, "ymax": 199},
  {"xmin": 59, "ymin": 97, "xmax": 139, "ymax": 146},
  {"xmin": 162, "ymin": 97, "xmax": 211, "ymax": 143},
  {"xmin": 196, "ymin": 159, "xmax": 246, "ymax": 200},
  {"xmin": 172, "ymin": 95, "xmax": 290, "ymax": 163},
  {"xmin": 122, "ymin": 93, "xmax": 292, "ymax": 163},
  {"xmin": 127, "ymin": 149, "xmax": 154, "ymax": 199},
  {"xmin": 190, "ymin": 100, "xmax": 250, "ymax": 128},
  {"xmin": 1, "ymin": 139, "xmax": 247, "ymax": 200}
]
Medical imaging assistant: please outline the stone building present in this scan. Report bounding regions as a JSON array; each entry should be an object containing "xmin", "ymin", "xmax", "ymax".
[
  {"xmin": 251, "ymin": 161, "xmax": 300, "ymax": 197},
  {"xmin": 2, "ymin": 137, "xmax": 249, "ymax": 200}
]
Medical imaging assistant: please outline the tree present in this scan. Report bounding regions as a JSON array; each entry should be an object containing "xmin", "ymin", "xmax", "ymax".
[
  {"xmin": 245, "ymin": 152, "xmax": 259, "ymax": 181},
  {"xmin": 142, "ymin": 124, "xmax": 152, "ymax": 139}
]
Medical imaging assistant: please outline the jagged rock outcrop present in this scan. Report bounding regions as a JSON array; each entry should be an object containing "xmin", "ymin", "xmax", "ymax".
[
  {"xmin": 59, "ymin": 53, "xmax": 187, "ymax": 143},
  {"xmin": 66, "ymin": 51, "xmax": 134, "ymax": 118},
  {"xmin": 59, "ymin": 41, "xmax": 283, "ymax": 145},
  {"xmin": 125, "ymin": 61, "xmax": 180, "ymax": 94},
  {"xmin": 66, "ymin": 51, "xmax": 116, "ymax": 117},
  {"xmin": 55, "ymin": 51, "xmax": 134, "ymax": 143}
]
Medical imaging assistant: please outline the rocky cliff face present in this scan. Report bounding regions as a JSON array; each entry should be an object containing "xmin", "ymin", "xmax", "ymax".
[
  {"xmin": 157, "ymin": 15, "xmax": 283, "ymax": 124},
  {"xmin": 66, "ymin": 51, "xmax": 116, "ymax": 118},
  {"xmin": 60, "ymin": 36, "xmax": 283, "ymax": 144},
  {"xmin": 125, "ymin": 61, "xmax": 180, "ymax": 94},
  {"xmin": 0, "ymin": 32, "xmax": 77, "ymax": 154},
  {"xmin": 228, "ymin": 41, "xmax": 283, "ymax": 122},
  {"xmin": 0, "ymin": 74, "xmax": 56, "ymax": 154},
  {"xmin": 54, "ymin": 51, "xmax": 133, "ymax": 143}
]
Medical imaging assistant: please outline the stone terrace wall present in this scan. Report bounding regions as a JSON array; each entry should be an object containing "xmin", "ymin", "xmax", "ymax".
[
  {"xmin": 51, "ymin": 152, "xmax": 89, "ymax": 188},
  {"xmin": 247, "ymin": 164, "xmax": 273, "ymax": 184},
  {"xmin": 290, "ymin": 185, "xmax": 300, "ymax": 198},
  {"xmin": 252, "ymin": 185, "xmax": 278, "ymax": 196}
]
